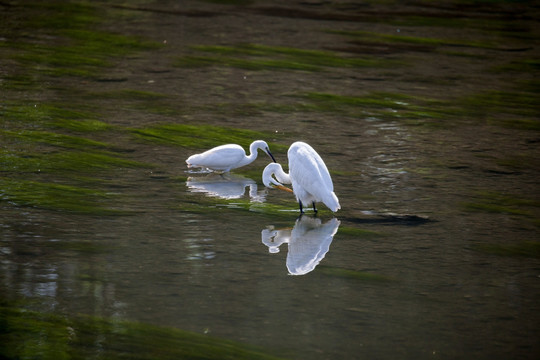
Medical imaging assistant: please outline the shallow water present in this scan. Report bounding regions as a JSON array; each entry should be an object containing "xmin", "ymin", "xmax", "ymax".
[{"xmin": 1, "ymin": 1, "xmax": 539, "ymax": 359}]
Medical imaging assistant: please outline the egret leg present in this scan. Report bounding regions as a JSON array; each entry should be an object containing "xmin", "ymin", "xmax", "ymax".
[
  {"xmin": 312, "ymin": 202, "xmax": 318, "ymax": 213},
  {"xmin": 298, "ymin": 201, "xmax": 304, "ymax": 214}
]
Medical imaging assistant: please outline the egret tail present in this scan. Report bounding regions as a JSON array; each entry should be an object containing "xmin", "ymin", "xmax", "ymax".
[{"xmin": 323, "ymin": 192, "xmax": 340, "ymax": 212}]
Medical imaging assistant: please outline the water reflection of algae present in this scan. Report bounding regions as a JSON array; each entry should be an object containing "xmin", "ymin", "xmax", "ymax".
[{"xmin": 262, "ymin": 216, "xmax": 340, "ymax": 275}]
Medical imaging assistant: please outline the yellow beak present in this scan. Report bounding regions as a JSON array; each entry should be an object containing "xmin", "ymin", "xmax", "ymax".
[{"xmin": 273, "ymin": 184, "xmax": 294, "ymax": 193}]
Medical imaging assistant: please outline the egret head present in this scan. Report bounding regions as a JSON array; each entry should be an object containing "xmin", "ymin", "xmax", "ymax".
[
  {"xmin": 262, "ymin": 163, "xmax": 284, "ymax": 188},
  {"xmin": 252, "ymin": 140, "xmax": 276, "ymax": 163}
]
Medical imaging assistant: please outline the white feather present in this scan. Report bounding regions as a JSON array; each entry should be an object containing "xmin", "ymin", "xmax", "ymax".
[
  {"xmin": 186, "ymin": 140, "xmax": 275, "ymax": 172},
  {"xmin": 262, "ymin": 141, "xmax": 340, "ymax": 213}
]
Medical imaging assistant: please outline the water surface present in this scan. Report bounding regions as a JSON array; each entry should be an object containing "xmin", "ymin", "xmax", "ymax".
[{"xmin": 1, "ymin": 1, "xmax": 539, "ymax": 359}]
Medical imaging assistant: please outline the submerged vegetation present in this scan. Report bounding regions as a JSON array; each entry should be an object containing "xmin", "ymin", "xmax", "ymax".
[
  {"xmin": 132, "ymin": 123, "xmax": 288, "ymax": 151},
  {"xmin": 329, "ymin": 29, "xmax": 501, "ymax": 50},
  {"xmin": 0, "ymin": 177, "xmax": 128, "ymax": 215},
  {"xmin": 0, "ymin": 1, "xmax": 159, "ymax": 215},
  {"xmin": 0, "ymin": 303, "xmax": 285, "ymax": 360},
  {"xmin": 175, "ymin": 43, "xmax": 397, "ymax": 71},
  {"xmin": 2, "ymin": 2, "xmax": 161, "ymax": 78},
  {"xmin": 1, "ymin": 1, "xmax": 539, "ymax": 358},
  {"xmin": 462, "ymin": 191, "xmax": 540, "ymax": 220}
]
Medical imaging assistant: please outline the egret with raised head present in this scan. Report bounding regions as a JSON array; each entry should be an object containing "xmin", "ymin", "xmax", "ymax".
[
  {"xmin": 186, "ymin": 140, "xmax": 276, "ymax": 172},
  {"xmin": 262, "ymin": 141, "xmax": 340, "ymax": 213}
]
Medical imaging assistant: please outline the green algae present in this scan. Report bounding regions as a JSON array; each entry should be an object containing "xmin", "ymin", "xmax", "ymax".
[
  {"xmin": 284, "ymin": 89, "xmax": 539, "ymax": 130},
  {"xmin": 290, "ymin": 91, "xmax": 455, "ymax": 127},
  {"xmin": 1, "ymin": 149, "xmax": 147, "ymax": 174},
  {"xmin": 0, "ymin": 177, "xmax": 127, "ymax": 215},
  {"xmin": 462, "ymin": 90, "xmax": 539, "ymax": 118},
  {"xmin": 2, "ymin": 130, "xmax": 112, "ymax": 150},
  {"xmin": 330, "ymin": 29, "xmax": 499, "ymax": 49},
  {"xmin": 0, "ymin": 304, "xmax": 285, "ymax": 360},
  {"xmin": 12, "ymin": 30, "xmax": 160, "ymax": 78},
  {"xmin": 462, "ymin": 191, "xmax": 540, "ymax": 217},
  {"xmin": 1, "ymin": 101, "xmax": 149, "ymax": 216},
  {"xmin": 1, "ymin": 102, "xmax": 110, "ymax": 131},
  {"xmin": 4, "ymin": 1, "xmax": 162, "ymax": 79},
  {"xmin": 175, "ymin": 43, "xmax": 394, "ymax": 71},
  {"xmin": 132, "ymin": 123, "xmax": 288, "ymax": 152}
]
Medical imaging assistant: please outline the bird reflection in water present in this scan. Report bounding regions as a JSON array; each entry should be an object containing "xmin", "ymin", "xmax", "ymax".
[
  {"xmin": 261, "ymin": 216, "xmax": 340, "ymax": 275},
  {"xmin": 186, "ymin": 173, "xmax": 266, "ymax": 202}
]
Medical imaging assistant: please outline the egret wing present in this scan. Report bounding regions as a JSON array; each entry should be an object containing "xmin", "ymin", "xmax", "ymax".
[
  {"xmin": 289, "ymin": 144, "xmax": 334, "ymax": 200},
  {"xmin": 190, "ymin": 144, "xmax": 245, "ymax": 169}
]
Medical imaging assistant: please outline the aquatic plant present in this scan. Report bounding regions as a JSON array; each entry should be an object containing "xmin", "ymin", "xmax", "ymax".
[
  {"xmin": 462, "ymin": 191, "xmax": 539, "ymax": 217},
  {"xmin": 0, "ymin": 303, "xmax": 285, "ymax": 360},
  {"xmin": 132, "ymin": 123, "xmax": 288, "ymax": 152},
  {"xmin": 175, "ymin": 43, "xmax": 394, "ymax": 71},
  {"xmin": 0, "ymin": 177, "xmax": 127, "ymax": 215}
]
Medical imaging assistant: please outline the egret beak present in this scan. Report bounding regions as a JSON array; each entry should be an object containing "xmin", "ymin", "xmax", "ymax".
[
  {"xmin": 273, "ymin": 184, "xmax": 294, "ymax": 193},
  {"xmin": 266, "ymin": 148, "xmax": 276, "ymax": 163}
]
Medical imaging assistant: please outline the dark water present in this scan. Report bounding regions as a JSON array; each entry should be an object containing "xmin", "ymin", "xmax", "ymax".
[{"xmin": 1, "ymin": 1, "xmax": 539, "ymax": 359}]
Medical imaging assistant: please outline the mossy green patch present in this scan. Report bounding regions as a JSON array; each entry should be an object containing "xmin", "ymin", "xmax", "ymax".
[
  {"xmin": 132, "ymin": 123, "xmax": 288, "ymax": 152},
  {"xmin": 1, "ymin": 149, "xmax": 147, "ymax": 174},
  {"xmin": 0, "ymin": 304, "xmax": 285, "ymax": 360},
  {"xmin": 461, "ymin": 90, "xmax": 540, "ymax": 119},
  {"xmin": 5, "ymin": 1, "xmax": 162, "ymax": 79},
  {"xmin": 462, "ymin": 191, "xmax": 540, "ymax": 217},
  {"xmin": 290, "ymin": 91, "xmax": 454, "ymax": 127},
  {"xmin": 329, "ymin": 29, "xmax": 498, "ymax": 49},
  {"xmin": 287, "ymin": 88, "xmax": 539, "ymax": 130},
  {"xmin": 21, "ymin": 2, "xmax": 101, "ymax": 30},
  {"xmin": 2, "ymin": 130, "xmax": 112, "ymax": 150},
  {"xmin": 0, "ymin": 177, "xmax": 127, "ymax": 215},
  {"xmin": 463, "ymin": 202, "xmax": 532, "ymax": 216},
  {"xmin": 175, "ymin": 43, "xmax": 395, "ymax": 71},
  {"xmin": 1, "ymin": 102, "xmax": 110, "ymax": 132}
]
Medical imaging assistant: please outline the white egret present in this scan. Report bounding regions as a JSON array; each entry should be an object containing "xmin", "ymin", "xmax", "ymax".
[
  {"xmin": 262, "ymin": 141, "xmax": 340, "ymax": 213},
  {"xmin": 186, "ymin": 140, "xmax": 276, "ymax": 172}
]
